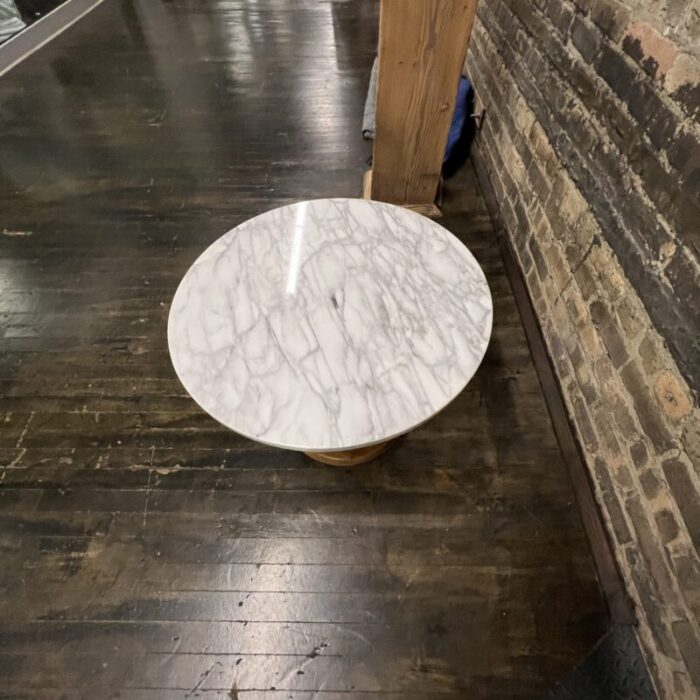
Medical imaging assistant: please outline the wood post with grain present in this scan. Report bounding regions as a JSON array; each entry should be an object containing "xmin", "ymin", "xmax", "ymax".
[{"xmin": 367, "ymin": 0, "xmax": 478, "ymax": 216}]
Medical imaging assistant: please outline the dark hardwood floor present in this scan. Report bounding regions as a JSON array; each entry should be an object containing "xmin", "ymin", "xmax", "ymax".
[{"xmin": 0, "ymin": 0, "xmax": 607, "ymax": 697}]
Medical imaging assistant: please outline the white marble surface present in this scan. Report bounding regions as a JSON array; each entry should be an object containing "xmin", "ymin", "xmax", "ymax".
[{"xmin": 168, "ymin": 198, "xmax": 493, "ymax": 452}]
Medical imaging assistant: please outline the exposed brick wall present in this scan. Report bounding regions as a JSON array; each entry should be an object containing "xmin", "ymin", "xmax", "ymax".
[{"xmin": 464, "ymin": 0, "xmax": 700, "ymax": 697}]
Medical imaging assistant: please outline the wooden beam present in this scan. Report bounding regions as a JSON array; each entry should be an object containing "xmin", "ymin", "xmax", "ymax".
[
  {"xmin": 371, "ymin": 0, "xmax": 477, "ymax": 208},
  {"xmin": 362, "ymin": 168, "xmax": 442, "ymax": 218}
]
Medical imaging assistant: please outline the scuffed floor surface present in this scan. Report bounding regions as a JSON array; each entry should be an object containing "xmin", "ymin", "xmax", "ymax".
[{"xmin": 0, "ymin": 0, "xmax": 606, "ymax": 697}]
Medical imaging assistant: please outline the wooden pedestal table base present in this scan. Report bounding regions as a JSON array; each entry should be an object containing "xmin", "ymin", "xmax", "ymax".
[{"xmin": 305, "ymin": 439, "xmax": 395, "ymax": 466}]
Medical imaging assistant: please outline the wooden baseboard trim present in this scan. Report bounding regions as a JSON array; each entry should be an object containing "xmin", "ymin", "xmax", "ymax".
[
  {"xmin": 470, "ymin": 152, "xmax": 635, "ymax": 626},
  {"xmin": 0, "ymin": 0, "xmax": 106, "ymax": 78}
]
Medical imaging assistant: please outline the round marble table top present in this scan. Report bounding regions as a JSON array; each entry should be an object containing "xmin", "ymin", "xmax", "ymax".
[{"xmin": 168, "ymin": 198, "xmax": 493, "ymax": 452}]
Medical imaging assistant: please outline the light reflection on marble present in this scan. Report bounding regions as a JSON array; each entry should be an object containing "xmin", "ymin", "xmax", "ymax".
[{"xmin": 168, "ymin": 198, "xmax": 493, "ymax": 452}]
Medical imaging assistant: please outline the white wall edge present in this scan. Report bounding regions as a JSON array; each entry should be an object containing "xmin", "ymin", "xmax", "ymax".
[{"xmin": 0, "ymin": 0, "xmax": 106, "ymax": 78}]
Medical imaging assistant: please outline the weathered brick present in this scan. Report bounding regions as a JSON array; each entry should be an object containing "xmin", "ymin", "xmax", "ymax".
[
  {"xmin": 594, "ymin": 457, "xmax": 633, "ymax": 544},
  {"xmin": 544, "ymin": 241, "xmax": 570, "ymax": 291},
  {"xmin": 620, "ymin": 362, "xmax": 675, "ymax": 450},
  {"xmin": 639, "ymin": 467, "xmax": 661, "ymax": 499},
  {"xmin": 671, "ymin": 620, "xmax": 700, "ymax": 688},
  {"xmin": 654, "ymin": 371, "xmax": 693, "ymax": 423},
  {"xmin": 542, "ymin": 275, "xmax": 558, "ymax": 306},
  {"xmin": 578, "ymin": 319, "xmax": 602, "ymax": 356},
  {"xmin": 575, "ymin": 363, "xmax": 598, "ymax": 403},
  {"xmin": 593, "ymin": 355, "xmax": 615, "ymax": 388},
  {"xmin": 528, "ymin": 201, "xmax": 546, "ymax": 232},
  {"xmin": 500, "ymin": 166, "xmax": 518, "ymax": 204},
  {"xmin": 528, "ymin": 120, "xmax": 560, "ymax": 178},
  {"xmin": 625, "ymin": 548, "xmax": 679, "ymax": 657},
  {"xmin": 666, "ymin": 191, "xmax": 700, "ymax": 251},
  {"xmin": 615, "ymin": 175, "xmax": 677, "ymax": 261},
  {"xmin": 606, "ymin": 390, "xmax": 639, "ymax": 441},
  {"xmin": 615, "ymin": 296, "xmax": 646, "ymax": 341},
  {"xmin": 559, "ymin": 178, "xmax": 588, "ymax": 226},
  {"xmin": 529, "ymin": 270, "xmax": 544, "ymax": 305},
  {"xmin": 646, "ymin": 100, "xmax": 680, "ymax": 151},
  {"xmin": 655, "ymin": 508, "xmax": 680, "ymax": 543},
  {"xmin": 596, "ymin": 44, "xmax": 638, "ymax": 102},
  {"xmin": 630, "ymin": 440, "xmax": 649, "ymax": 469},
  {"xmin": 531, "ymin": 279, "xmax": 548, "ymax": 308},
  {"xmin": 529, "ymin": 237, "xmax": 548, "ymax": 280},
  {"xmin": 502, "ymin": 198, "xmax": 518, "ymax": 232},
  {"xmin": 526, "ymin": 158, "xmax": 551, "ymax": 201},
  {"xmin": 568, "ymin": 101, "xmax": 601, "ymax": 152},
  {"xmin": 587, "ymin": 0, "xmax": 630, "ymax": 41},
  {"xmin": 564, "ymin": 284, "xmax": 586, "ymax": 322},
  {"xmin": 592, "ymin": 404, "xmax": 623, "ymax": 460},
  {"xmin": 570, "ymin": 14, "xmax": 602, "ymax": 63},
  {"xmin": 480, "ymin": 6, "xmax": 699, "ymax": 385},
  {"xmin": 664, "ymin": 250, "xmax": 700, "ymax": 321},
  {"xmin": 553, "ymin": 296, "xmax": 571, "ymax": 330},
  {"xmin": 570, "ymin": 388, "xmax": 598, "ymax": 450},
  {"xmin": 565, "ymin": 223, "xmax": 596, "ymax": 270},
  {"xmin": 625, "ymin": 83, "xmax": 670, "ymax": 145},
  {"xmin": 513, "ymin": 198, "xmax": 531, "ymax": 234},
  {"xmin": 566, "ymin": 335, "xmax": 586, "ymax": 370},
  {"xmin": 626, "ymin": 495, "xmax": 682, "ymax": 600},
  {"xmin": 638, "ymin": 332, "xmax": 667, "ymax": 376},
  {"xmin": 666, "ymin": 129, "xmax": 700, "ymax": 183},
  {"xmin": 514, "ymin": 229, "xmax": 531, "ymax": 262},
  {"xmin": 681, "ymin": 417, "xmax": 700, "ymax": 478},
  {"xmin": 520, "ymin": 244, "xmax": 536, "ymax": 275},
  {"xmin": 589, "ymin": 245, "xmax": 627, "ymax": 301},
  {"xmin": 543, "ymin": 177, "xmax": 568, "ymax": 232},
  {"xmin": 486, "ymin": 6, "xmax": 698, "ymax": 344},
  {"xmin": 630, "ymin": 146, "xmax": 700, "ymax": 245},
  {"xmin": 548, "ymin": 330, "xmax": 567, "ymax": 367},
  {"xmin": 663, "ymin": 458, "xmax": 700, "ymax": 551},
  {"xmin": 622, "ymin": 22, "xmax": 678, "ymax": 81},
  {"xmin": 471, "ymin": 7, "xmax": 699, "ymax": 693},
  {"xmin": 562, "ymin": 244, "xmax": 580, "ymax": 270},
  {"xmin": 674, "ymin": 554, "xmax": 700, "ymax": 619},
  {"xmin": 590, "ymin": 300, "xmax": 629, "ymax": 368},
  {"xmin": 545, "ymin": 0, "xmax": 574, "ymax": 36},
  {"xmin": 665, "ymin": 53, "xmax": 700, "ymax": 120},
  {"xmin": 573, "ymin": 258, "xmax": 598, "ymax": 300}
]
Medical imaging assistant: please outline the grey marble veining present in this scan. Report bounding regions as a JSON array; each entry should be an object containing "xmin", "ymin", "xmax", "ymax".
[{"xmin": 168, "ymin": 198, "xmax": 493, "ymax": 452}]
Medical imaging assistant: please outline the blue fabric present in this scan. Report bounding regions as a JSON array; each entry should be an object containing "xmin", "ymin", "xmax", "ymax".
[
  {"xmin": 443, "ymin": 77, "xmax": 475, "ymax": 176},
  {"xmin": 443, "ymin": 77, "xmax": 472, "ymax": 163}
]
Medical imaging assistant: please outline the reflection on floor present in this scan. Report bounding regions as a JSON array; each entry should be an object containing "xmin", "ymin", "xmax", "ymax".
[{"xmin": 0, "ymin": 0, "xmax": 607, "ymax": 697}]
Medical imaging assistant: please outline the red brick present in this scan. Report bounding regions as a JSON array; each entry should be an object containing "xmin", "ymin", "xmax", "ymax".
[
  {"xmin": 654, "ymin": 371, "xmax": 693, "ymax": 422},
  {"xmin": 622, "ymin": 22, "xmax": 678, "ymax": 80}
]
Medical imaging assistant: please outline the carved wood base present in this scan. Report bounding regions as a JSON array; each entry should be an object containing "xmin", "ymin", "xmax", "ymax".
[{"xmin": 305, "ymin": 439, "xmax": 395, "ymax": 466}]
